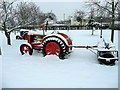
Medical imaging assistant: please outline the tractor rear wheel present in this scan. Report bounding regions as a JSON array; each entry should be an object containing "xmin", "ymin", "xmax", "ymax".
[
  {"xmin": 20, "ymin": 44, "xmax": 33, "ymax": 55},
  {"xmin": 42, "ymin": 38, "xmax": 68, "ymax": 59}
]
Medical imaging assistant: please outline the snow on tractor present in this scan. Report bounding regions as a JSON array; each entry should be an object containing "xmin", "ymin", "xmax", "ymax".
[
  {"xmin": 16, "ymin": 29, "xmax": 29, "ymax": 40},
  {"xmin": 20, "ymin": 25, "xmax": 72, "ymax": 59},
  {"xmin": 97, "ymin": 39, "xmax": 118, "ymax": 65},
  {"xmin": 19, "ymin": 24, "xmax": 118, "ymax": 65}
]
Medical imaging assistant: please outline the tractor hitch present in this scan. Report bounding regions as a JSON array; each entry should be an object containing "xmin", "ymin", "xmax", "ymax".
[{"xmin": 68, "ymin": 45, "xmax": 97, "ymax": 49}]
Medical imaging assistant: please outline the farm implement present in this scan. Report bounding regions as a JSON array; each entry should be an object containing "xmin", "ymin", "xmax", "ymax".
[{"xmin": 18, "ymin": 25, "xmax": 119, "ymax": 65}]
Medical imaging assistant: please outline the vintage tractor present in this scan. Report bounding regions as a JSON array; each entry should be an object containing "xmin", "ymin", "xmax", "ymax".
[
  {"xmin": 20, "ymin": 25, "xmax": 72, "ymax": 59},
  {"xmin": 16, "ymin": 29, "xmax": 29, "ymax": 40},
  {"xmin": 19, "ymin": 24, "xmax": 118, "ymax": 65}
]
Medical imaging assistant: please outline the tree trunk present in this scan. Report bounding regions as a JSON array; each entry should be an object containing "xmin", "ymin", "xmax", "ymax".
[
  {"xmin": 7, "ymin": 34, "xmax": 11, "ymax": 45},
  {"xmin": 5, "ymin": 31, "xmax": 11, "ymax": 45},
  {"xmin": 0, "ymin": 47, "xmax": 1, "ymax": 55},
  {"xmin": 111, "ymin": 0, "xmax": 115, "ymax": 42},
  {"xmin": 81, "ymin": 20, "xmax": 83, "ymax": 26},
  {"xmin": 3, "ymin": 22, "xmax": 11, "ymax": 45},
  {"xmin": 92, "ymin": 30, "xmax": 94, "ymax": 35}
]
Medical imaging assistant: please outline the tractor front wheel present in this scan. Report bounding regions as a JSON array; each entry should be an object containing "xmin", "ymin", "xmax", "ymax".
[{"xmin": 20, "ymin": 44, "xmax": 33, "ymax": 55}]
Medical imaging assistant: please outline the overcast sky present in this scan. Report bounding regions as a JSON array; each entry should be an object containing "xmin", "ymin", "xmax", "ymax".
[
  {"xmin": 35, "ymin": 2, "xmax": 87, "ymax": 21},
  {"xmin": 14, "ymin": 1, "xmax": 88, "ymax": 21}
]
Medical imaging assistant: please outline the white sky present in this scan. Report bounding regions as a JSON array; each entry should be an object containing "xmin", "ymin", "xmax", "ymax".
[
  {"xmin": 35, "ymin": 2, "xmax": 87, "ymax": 21},
  {"xmin": 12, "ymin": 0, "xmax": 109, "ymax": 21},
  {"xmin": 13, "ymin": 1, "xmax": 89, "ymax": 21}
]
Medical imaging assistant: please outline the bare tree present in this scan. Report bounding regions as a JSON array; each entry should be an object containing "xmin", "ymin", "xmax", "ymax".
[
  {"xmin": 47, "ymin": 12, "xmax": 57, "ymax": 21},
  {"xmin": 15, "ymin": 2, "xmax": 46, "ymax": 27},
  {"xmin": 117, "ymin": 0, "xmax": 120, "ymax": 20},
  {"xmin": 86, "ymin": 0, "xmax": 118, "ymax": 42},
  {"xmin": 0, "ymin": 1, "xmax": 38, "ymax": 45},
  {"xmin": 0, "ymin": 1, "xmax": 14, "ymax": 45},
  {"xmin": 74, "ymin": 10, "xmax": 85, "ymax": 25}
]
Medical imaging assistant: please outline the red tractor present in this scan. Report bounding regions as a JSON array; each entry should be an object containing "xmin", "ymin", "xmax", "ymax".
[{"xmin": 20, "ymin": 25, "xmax": 72, "ymax": 59}]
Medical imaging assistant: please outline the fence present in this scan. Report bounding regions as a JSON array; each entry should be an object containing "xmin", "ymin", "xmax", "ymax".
[
  {"xmin": 18, "ymin": 25, "xmax": 94, "ymax": 30},
  {"xmin": 6, "ymin": 24, "xmax": 115, "ymax": 30}
]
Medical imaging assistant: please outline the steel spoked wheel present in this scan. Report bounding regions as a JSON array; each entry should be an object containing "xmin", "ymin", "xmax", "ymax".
[
  {"xmin": 45, "ymin": 42, "xmax": 61, "ymax": 56},
  {"xmin": 20, "ymin": 44, "xmax": 33, "ymax": 55},
  {"xmin": 42, "ymin": 39, "xmax": 67, "ymax": 59}
]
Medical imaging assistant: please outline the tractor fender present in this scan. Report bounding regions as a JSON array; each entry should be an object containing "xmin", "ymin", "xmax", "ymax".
[
  {"xmin": 20, "ymin": 42, "xmax": 32, "ymax": 48},
  {"xmin": 43, "ymin": 34, "xmax": 69, "ymax": 46}
]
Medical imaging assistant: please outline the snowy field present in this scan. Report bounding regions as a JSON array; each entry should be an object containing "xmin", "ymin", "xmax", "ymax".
[
  {"xmin": 0, "ymin": 31, "xmax": 2, "ymax": 89},
  {"xmin": 0, "ymin": 57, "xmax": 1, "ymax": 90},
  {"xmin": 1, "ymin": 29, "xmax": 118, "ymax": 88}
]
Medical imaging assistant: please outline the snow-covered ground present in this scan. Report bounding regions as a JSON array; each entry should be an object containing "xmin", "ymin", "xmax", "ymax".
[
  {"xmin": 1, "ymin": 29, "xmax": 118, "ymax": 88},
  {"xmin": 0, "ymin": 58, "xmax": 1, "ymax": 90},
  {"xmin": 0, "ymin": 31, "xmax": 2, "ymax": 89}
]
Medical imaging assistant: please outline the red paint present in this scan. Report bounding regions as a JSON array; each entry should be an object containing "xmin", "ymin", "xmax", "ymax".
[
  {"xmin": 45, "ymin": 42, "xmax": 61, "ymax": 55},
  {"xmin": 21, "ymin": 46, "xmax": 30, "ymax": 54},
  {"xmin": 24, "ymin": 34, "xmax": 28, "ymax": 40}
]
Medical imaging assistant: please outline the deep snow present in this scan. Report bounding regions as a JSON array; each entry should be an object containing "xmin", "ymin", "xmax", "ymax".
[
  {"xmin": 1, "ymin": 29, "xmax": 118, "ymax": 88},
  {"xmin": 0, "ymin": 31, "xmax": 2, "ymax": 89},
  {"xmin": 0, "ymin": 55, "xmax": 1, "ymax": 89}
]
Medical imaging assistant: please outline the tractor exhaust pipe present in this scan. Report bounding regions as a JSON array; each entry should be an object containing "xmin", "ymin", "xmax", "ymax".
[{"xmin": 41, "ymin": 24, "xmax": 45, "ymax": 35}]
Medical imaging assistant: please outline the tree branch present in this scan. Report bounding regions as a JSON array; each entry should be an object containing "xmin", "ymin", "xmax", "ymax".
[
  {"xmin": 7, "ymin": 2, "xmax": 14, "ymax": 9},
  {"xmin": 115, "ymin": 2, "xmax": 118, "ymax": 10},
  {"xmin": 93, "ymin": 2, "xmax": 113, "ymax": 14},
  {"xmin": 8, "ymin": 20, "xmax": 38, "ymax": 33}
]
